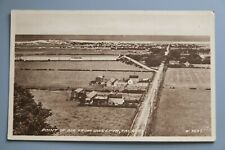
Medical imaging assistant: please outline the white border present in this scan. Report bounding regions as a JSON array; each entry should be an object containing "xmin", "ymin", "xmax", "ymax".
[{"xmin": 8, "ymin": 10, "xmax": 216, "ymax": 142}]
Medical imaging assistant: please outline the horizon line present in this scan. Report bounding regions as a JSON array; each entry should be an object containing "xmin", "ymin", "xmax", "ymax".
[{"xmin": 15, "ymin": 34, "xmax": 210, "ymax": 42}]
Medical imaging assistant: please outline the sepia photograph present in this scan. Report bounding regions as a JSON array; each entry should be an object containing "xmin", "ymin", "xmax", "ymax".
[{"xmin": 8, "ymin": 10, "xmax": 215, "ymax": 141}]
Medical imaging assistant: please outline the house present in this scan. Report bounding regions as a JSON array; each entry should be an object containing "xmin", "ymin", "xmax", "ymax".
[
  {"xmin": 106, "ymin": 78, "xmax": 117, "ymax": 87},
  {"xmin": 142, "ymin": 78, "xmax": 150, "ymax": 82},
  {"xmin": 169, "ymin": 60, "xmax": 180, "ymax": 65},
  {"xmin": 108, "ymin": 94, "xmax": 124, "ymax": 105},
  {"xmin": 128, "ymin": 75, "xmax": 139, "ymax": 84},
  {"xmin": 75, "ymin": 88, "xmax": 83, "ymax": 94},
  {"xmin": 71, "ymin": 88, "xmax": 84, "ymax": 100},
  {"xmin": 137, "ymin": 81, "xmax": 149, "ymax": 87},
  {"xmin": 85, "ymin": 91, "xmax": 97, "ymax": 104},
  {"xmin": 95, "ymin": 75, "xmax": 104, "ymax": 83},
  {"xmin": 113, "ymin": 80, "xmax": 127, "ymax": 87},
  {"xmin": 93, "ymin": 95, "xmax": 108, "ymax": 105},
  {"xmin": 184, "ymin": 61, "xmax": 191, "ymax": 67}
]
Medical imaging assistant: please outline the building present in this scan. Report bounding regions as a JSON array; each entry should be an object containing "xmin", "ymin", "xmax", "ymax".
[
  {"xmin": 169, "ymin": 60, "xmax": 180, "ymax": 65},
  {"xmin": 136, "ymin": 81, "xmax": 149, "ymax": 87},
  {"xmin": 85, "ymin": 91, "xmax": 97, "ymax": 104},
  {"xmin": 75, "ymin": 88, "xmax": 83, "ymax": 94},
  {"xmin": 93, "ymin": 95, "xmax": 108, "ymax": 105},
  {"xmin": 128, "ymin": 75, "xmax": 139, "ymax": 84},
  {"xmin": 95, "ymin": 75, "xmax": 104, "ymax": 83},
  {"xmin": 113, "ymin": 80, "xmax": 127, "ymax": 87},
  {"xmin": 106, "ymin": 78, "xmax": 117, "ymax": 87},
  {"xmin": 70, "ymin": 88, "xmax": 85, "ymax": 100},
  {"xmin": 108, "ymin": 94, "xmax": 124, "ymax": 105}
]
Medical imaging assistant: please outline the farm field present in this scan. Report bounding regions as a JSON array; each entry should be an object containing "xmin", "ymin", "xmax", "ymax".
[
  {"xmin": 15, "ymin": 48, "xmax": 148, "ymax": 55},
  {"xmin": 15, "ymin": 69, "xmax": 153, "ymax": 88},
  {"xmin": 164, "ymin": 68, "xmax": 210, "ymax": 89},
  {"xmin": 15, "ymin": 60, "xmax": 147, "ymax": 71},
  {"xmin": 31, "ymin": 89, "xmax": 137, "ymax": 136},
  {"xmin": 151, "ymin": 68, "xmax": 211, "ymax": 136}
]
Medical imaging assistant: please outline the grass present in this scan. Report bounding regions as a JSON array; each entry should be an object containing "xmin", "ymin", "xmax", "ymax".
[
  {"xmin": 164, "ymin": 68, "xmax": 210, "ymax": 89},
  {"xmin": 151, "ymin": 68, "xmax": 211, "ymax": 136},
  {"xmin": 16, "ymin": 60, "xmax": 147, "ymax": 71},
  {"xmin": 15, "ymin": 70, "xmax": 153, "ymax": 88},
  {"xmin": 31, "ymin": 89, "xmax": 137, "ymax": 136}
]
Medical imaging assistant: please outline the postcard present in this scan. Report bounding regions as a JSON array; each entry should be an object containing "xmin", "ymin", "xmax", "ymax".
[{"xmin": 8, "ymin": 10, "xmax": 215, "ymax": 142}]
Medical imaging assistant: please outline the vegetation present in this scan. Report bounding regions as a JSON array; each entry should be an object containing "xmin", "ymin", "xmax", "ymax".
[
  {"xmin": 30, "ymin": 90, "xmax": 137, "ymax": 136},
  {"xmin": 169, "ymin": 49, "xmax": 210, "ymax": 64},
  {"xmin": 151, "ymin": 68, "xmax": 211, "ymax": 136},
  {"xmin": 127, "ymin": 53, "xmax": 165, "ymax": 67},
  {"xmin": 13, "ymin": 84, "xmax": 58, "ymax": 135}
]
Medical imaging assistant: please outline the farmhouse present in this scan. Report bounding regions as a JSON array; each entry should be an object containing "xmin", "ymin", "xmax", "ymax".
[
  {"xmin": 128, "ymin": 75, "xmax": 139, "ymax": 84},
  {"xmin": 113, "ymin": 80, "xmax": 127, "ymax": 87},
  {"xmin": 137, "ymin": 80, "xmax": 149, "ymax": 87},
  {"xmin": 106, "ymin": 78, "xmax": 117, "ymax": 87},
  {"xmin": 70, "ymin": 88, "xmax": 84, "ymax": 100},
  {"xmin": 75, "ymin": 88, "xmax": 83, "ymax": 94},
  {"xmin": 108, "ymin": 94, "xmax": 125, "ymax": 105},
  {"xmin": 96, "ymin": 75, "xmax": 104, "ymax": 83},
  {"xmin": 85, "ymin": 91, "xmax": 97, "ymax": 104},
  {"xmin": 169, "ymin": 60, "xmax": 180, "ymax": 65},
  {"xmin": 93, "ymin": 95, "xmax": 108, "ymax": 105}
]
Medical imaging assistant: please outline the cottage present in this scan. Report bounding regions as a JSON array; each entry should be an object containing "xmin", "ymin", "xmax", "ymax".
[
  {"xmin": 75, "ymin": 88, "xmax": 83, "ymax": 94},
  {"xmin": 85, "ymin": 91, "xmax": 97, "ymax": 104},
  {"xmin": 70, "ymin": 88, "xmax": 84, "ymax": 100},
  {"xmin": 106, "ymin": 78, "xmax": 117, "ymax": 87},
  {"xmin": 108, "ymin": 94, "xmax": 124, "ymax": 105},
  {"xmin": 136, "ymin": 81, "xmax": 149, "ymax": 87},
  {"xmin": 93, "ymin": 95, "xmax": 108, "ymax": 105},
  {"xmin": 113, "ymin": 80, "xmax": 127, "ymax": 87},
  {"xmin": 128, "ymin": 75, "xmax": 139, "ymax": 84},
  {"xmin": 95, "ymin": 75, "xmax": 104, "ymax": 83},
  {"xmin": 169, "ymin": 60, "xmax": 180, "ymax": 65}
]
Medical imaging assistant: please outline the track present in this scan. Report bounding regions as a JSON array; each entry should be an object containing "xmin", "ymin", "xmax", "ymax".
[{"xmin": 131, "ymin": 45, "xmax": 170, "ymax": 136}]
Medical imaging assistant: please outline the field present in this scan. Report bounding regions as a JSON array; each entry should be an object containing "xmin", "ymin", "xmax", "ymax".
[
  {"xmin": 14, "ymin": 58, "xmax": 152, "ymax": 136},
  {"xmin": 15, "ymin": 70, "xmax": 152, "ymax": 89},
  {"xmin": 164, "ymin": 68, "xmax": 210, "ymax": 89},
  {"xmin": 151, "ymin": 68, "xmax": 211, "ymax": 136},
  {"xmin": 15, "ymin": 48, "xmax": 148, "ymax": 55},
  {"xmin": 31, "ymin": 89, "xmax": 137, "ymax": 136},
  {"xmin": 15, "ymin": 60, "xmax": 153, "ymax": 89},
  {"xmin": 15, "ymin": 60, "xmax": 147, "ymax": 71}
]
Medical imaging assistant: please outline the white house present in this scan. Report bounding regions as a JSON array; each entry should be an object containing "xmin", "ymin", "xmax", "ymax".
[
  {"xmin": 85, "ymin": 91, "xmax": 97, "ymax": 104},
  {"xmin": 128, "ymin": 75, "xmax": 139, "ymax": 84},
  {"xmin": 108, "ymin": 94, "xmax": 124, "ymax": 105}
]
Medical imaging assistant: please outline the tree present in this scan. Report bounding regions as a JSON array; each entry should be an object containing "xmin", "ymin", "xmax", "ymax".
[
  {"xmin": 13, "ymin": 84, "xmax": 58, "ymax": 135},
  {"xmin": 169, "ymin": 50, "xmax": 180, "ymax": 60},
  {"xmin": 202, "ymin": 56, "xmax": 211, "ymax": 64},
  {"xmin": 187, "ymin": 53, "xmax": 202, "ymax": 64},
  {"xmin": 145, "ymin": 54, "xmax": 164, "ymax": 67}
]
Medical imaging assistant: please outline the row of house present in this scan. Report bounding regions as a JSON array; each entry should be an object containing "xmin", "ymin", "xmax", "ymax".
[
  {"xmin": 106, "ymin": 75, "xmax": 149, "ymax": 87},
  {"xmin": 89, "ymin": 75, "xmax": 150, "ymax": 91},
  {"xmin": 71, "ymin": 88, "xmax": 138, "ymax": 106},
  {"xmin": 83, "ymin": 91, "xmax": 125, "ymax": 106}
]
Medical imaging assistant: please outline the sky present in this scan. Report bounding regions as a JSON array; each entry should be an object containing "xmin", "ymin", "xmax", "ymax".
[{"xmin": 12, "ymin": 10, "xmax": 214, "ymax": 36}]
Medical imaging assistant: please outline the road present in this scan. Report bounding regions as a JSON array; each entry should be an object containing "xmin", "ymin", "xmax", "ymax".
[
  {"xmin": 121, "ymin": 55, "xmax": 157, "ymax": 72},
  {"xmin": 131, "ymin": 44, "xmax": 170, "ymax": 136},
  {"xmin": 131, "ymin": 63, "xmax": 165, "ymax": 136}
]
